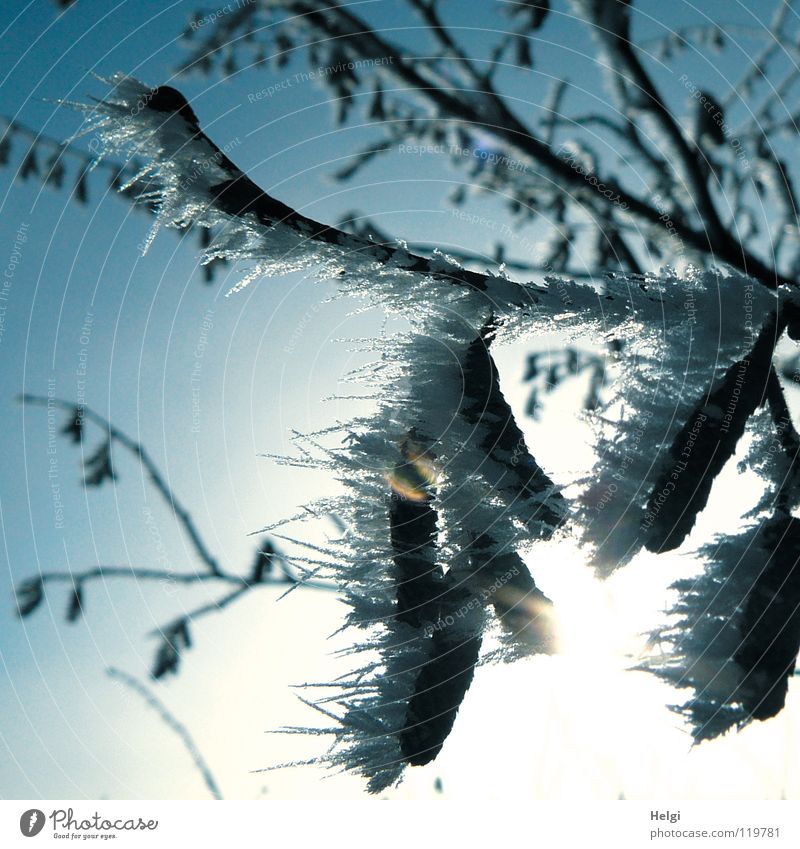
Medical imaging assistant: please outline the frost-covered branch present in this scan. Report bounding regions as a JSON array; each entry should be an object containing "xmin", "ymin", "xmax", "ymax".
[
  {"xmin": 406, "ymin": 0, "xmax": 485, "ymax": 87},
  {"xmin": 18, "ymin": 3, "xmax": 800, "ymax": 287},
  {"xmin": 14, "ymin": 3, "xmax": 800, "ymax": 287},
  {"xmin": 67, "ymin": 68, "xmax": 800, "ymax": 791},
  {"xmin": 173, "ymin": 0, "xmax": 797, "ymax": 288},
  {"xmin": 336, "ymin": 210, "xmax": 600, "ymax": 280}
]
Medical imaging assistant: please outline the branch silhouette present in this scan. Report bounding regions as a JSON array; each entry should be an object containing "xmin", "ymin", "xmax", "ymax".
[
  {"xmin": 16, "ymin": 394, "xmax": 336, "ymax": 680},
  {"xmin": 107, "ymin": 666, "xmax": 224, "ymax": 800}
]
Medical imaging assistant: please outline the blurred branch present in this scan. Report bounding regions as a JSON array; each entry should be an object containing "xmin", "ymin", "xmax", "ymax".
[
  {"xmin": 107, "ymin": 667, "xmax": 224, "ymax": 800},
  {"xmin": 16, "ymin": 394, "xmax": 336, "ymax": 678},
  {"xmin": 335, "ymin": 210, "xmax": 599, "ymax": 279},
  {"xmin": 0, "ymin": 116, "xmax": 146, "ymax": 202},
  {"xmin": 255, "ymin": 0, "xmax": 792, "ymax": 288},
  {"xmin": 721, "ymin": 0, "xmax": 795, "ymax": 112},
  {"xmin": 29, "ymin": 565, "xmax": 241, "ymax": 587},
  {"xmin": 12, "ymin": 3, "xmax": 800, "ymax": 288},
  {"xmin": 20, "ymin": 393, "xmax": 224, "ymax": 577},
  {"xmin": 523, "ymin": 342, "xmax": 617, "ymax": 419},
  {"xmin": 581, "ymin": 4, "xmax": 727, "ymax": 246},
  {"xmin": 30, "ymin": 561, "xmax": 333, "ymax": 593},
  {"xmin": 407, "ymin": 0, "xmax": 484, "ymax": 86}
]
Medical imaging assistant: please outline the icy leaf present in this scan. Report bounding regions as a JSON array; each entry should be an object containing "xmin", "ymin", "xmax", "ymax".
[
  {"xmin": 643, "ymin": 314, "xmax": 777, "ymax": 554},
  {"xmin": 646, "ymin": 514, "xmax": 800, "ymax": 740}
]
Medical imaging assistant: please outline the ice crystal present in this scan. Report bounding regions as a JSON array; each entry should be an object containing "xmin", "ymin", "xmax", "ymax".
[{"xmin": 82, "ymin": 75, "xmax": 800, "ymax": 789}]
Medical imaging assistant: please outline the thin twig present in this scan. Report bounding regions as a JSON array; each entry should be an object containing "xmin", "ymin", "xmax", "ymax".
[
  {"xmin": 36, "ymin": 565, "xmax": 241, "ymax": 586},
  {"xmin": 34, "ymin": 563, "xmax": 333, "ymax": 592},
  {"xmin": 155, "ymin": 584, "xmax": 252, "ymax": 637},
  {"xmin": 585, "ymin": 9, "xmax": 727, "ymax": 247},
  {"xmin": 20, "ymin": 394, "xmax": 224, "ymax": 576},
  {"xmin": 107, "ymin": 667, "xmax": 224, "ymax": 800},
  {"xmin": 1, "ymin": 115, "xmax": 131, "ymax": 171},
  {"xmin": 407, "ymin": 0, "xmax": 484, "ymax": 86},
  {"xmin": 276, "ymin": 0, "xmax": 792, "ymax": 289}
]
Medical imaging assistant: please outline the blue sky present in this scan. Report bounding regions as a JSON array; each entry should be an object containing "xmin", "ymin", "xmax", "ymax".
[{"xmin": 2, "ymin": 0, "xmax": 800, "ymax": 801}]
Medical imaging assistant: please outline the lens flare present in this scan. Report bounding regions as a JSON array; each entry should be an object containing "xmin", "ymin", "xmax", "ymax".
[
  {"xmin": 491, "ymin": 584, "xmax": 561, "ymax": 652},
  {"xmin": 385, "ymin": 442, "xmax": 439, "ymax": 501}
]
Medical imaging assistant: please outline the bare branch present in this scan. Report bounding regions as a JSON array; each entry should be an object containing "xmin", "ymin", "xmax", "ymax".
[
  {"xmin": 578, "ymin": 5, "xmax": 727, "ymax": 245},
  {"xmin": 407, "ymin": 0, "xmax": 484, "ymax": 86},
  {"xmin": 20, "ymin": 393, "xmax": 224, "ymax": 577},
  {"xmin": 107, "ymin": 667, "xmax": 224, "ymax": 800},
  {"xmin": 34, "ymin": 565, "xmax": 241, "ymax": 587},
  {"xmin": 265, "ymin": 0, "xmax": 791, "ymax": 288},
  {"xmin": 721, "ymin": 0, "xmax": 795, "ymax": 112}
]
